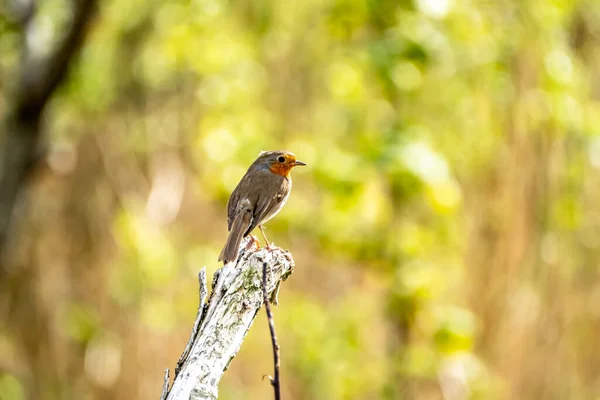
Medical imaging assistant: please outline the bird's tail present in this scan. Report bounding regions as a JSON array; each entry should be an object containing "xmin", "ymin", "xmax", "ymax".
[{"xmin": 218, "ymin": 206, "xmax": 252, "ymax": 264}]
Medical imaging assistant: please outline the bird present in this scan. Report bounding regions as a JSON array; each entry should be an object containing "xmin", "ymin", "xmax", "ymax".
[{"xmin": 218, "ymin": 150, "xmax": 306, "ymax": 264}]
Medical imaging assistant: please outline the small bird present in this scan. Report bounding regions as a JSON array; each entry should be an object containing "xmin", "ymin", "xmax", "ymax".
[{"xmin": 218, "ymin": 150, "xmax": 306, "ymax": 264}]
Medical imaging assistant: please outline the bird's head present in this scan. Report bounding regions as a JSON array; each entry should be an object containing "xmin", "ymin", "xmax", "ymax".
[{"xmin": 253, "ymin": 150, "xmax": 306, "ymax": 177}]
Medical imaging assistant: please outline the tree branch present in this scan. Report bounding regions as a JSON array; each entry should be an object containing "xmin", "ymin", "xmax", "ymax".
[
  {"xmin": 160, "ymin": 369, "xmax": 170, "ymax": 400},
  {"xmin": 164, "ymin": 237, "xmax": 294, "ymax": 400},
  {"xmin": 175, "ymin": 269, "xmax": 209, "ymax": 377},
  {"xmin": 262, "ymin": 261, "xmax": 281, "ymax": 400}
]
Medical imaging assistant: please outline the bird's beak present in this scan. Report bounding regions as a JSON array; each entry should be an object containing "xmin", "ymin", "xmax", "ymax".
[{"xmin": 294, "ymin": 160, "xmax": 307, "ymax": 166}]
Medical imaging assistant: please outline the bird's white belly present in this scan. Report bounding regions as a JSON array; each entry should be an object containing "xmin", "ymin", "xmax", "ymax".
[{"xmin": 261, "ymin": 180, "xmax": 291, "ymax": 224}]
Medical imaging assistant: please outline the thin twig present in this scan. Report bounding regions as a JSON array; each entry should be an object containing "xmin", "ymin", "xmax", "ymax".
[
  {"xmin": 160, "ymin": 369, "xmax": 170, "ymax": 400},
  {"xmin": 175, "ymin": 268, "xmax": 208, "ymax": 377},
  {"xmin": 262, "ymin": 261, "xmax": 281, "ymax": 400}
]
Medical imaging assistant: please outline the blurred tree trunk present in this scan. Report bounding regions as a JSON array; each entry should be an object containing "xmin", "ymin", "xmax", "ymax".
[
  {"xmin": 0, "ymin": 1, "xmax": 97, "ymax": 398},
  {"xmin": 0, "ymin": 0, "xmax": 97, "ymax": 261}
]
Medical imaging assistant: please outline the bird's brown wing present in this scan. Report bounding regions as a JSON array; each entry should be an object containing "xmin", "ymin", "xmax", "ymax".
[
  {"xmin": 225, "ymin": 168, "xmax": 255, "ymax": 231},
  {"xmin": 219, "ymin": 198, "xmax": 253, "ymax": 263},
  {"xmin": 226, "ymin": 167, "xmax": 288, "ymax": 233},
  {"xmin": 226, "ymin": 188, "xmax": 241, "ymax": 231}
]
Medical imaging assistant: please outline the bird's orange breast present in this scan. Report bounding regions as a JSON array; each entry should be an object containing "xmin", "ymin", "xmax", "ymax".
[{"xmin": 269, "ymin": 163, "xmax": 293, "ymax": 177}]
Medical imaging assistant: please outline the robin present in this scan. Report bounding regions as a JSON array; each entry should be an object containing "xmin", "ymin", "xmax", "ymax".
[{"xmin": 218, "ymin": 150, "xmax": 306, "ymax": 264}]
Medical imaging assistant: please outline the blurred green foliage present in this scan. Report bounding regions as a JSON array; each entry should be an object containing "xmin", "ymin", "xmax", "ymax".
[{"xmin": 2, "ymin": 0, "xmax": 600, "ymax": 399}]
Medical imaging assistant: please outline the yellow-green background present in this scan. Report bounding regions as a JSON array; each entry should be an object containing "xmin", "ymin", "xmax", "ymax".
[{"xmin": 2, "ymin": 0, "xmax": 600, "ymax": 398}]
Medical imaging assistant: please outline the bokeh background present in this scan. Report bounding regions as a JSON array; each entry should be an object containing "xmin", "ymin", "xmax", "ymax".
[{"xmin": 2, "ymin": 0, "xmax": 600, "ymax": 399}]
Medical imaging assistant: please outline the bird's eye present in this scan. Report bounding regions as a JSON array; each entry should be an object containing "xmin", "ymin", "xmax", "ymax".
[{"xmin": 277, "ymin": 156, "xmax": 286, "ymax": 163}]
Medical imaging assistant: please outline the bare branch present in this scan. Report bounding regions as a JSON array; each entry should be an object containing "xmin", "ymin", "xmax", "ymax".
[
  {"xmin": 262, "ymin": 261, "xmax": 281, "ymax": 400},
  {"xmin": 165, "ymin": 238, "xmax": 294, "ymax": 400},
  {"xmin": 160, "ymin": 369, "xmax": 170, "ymax": 400},
  {"xmin": 175, "ymin": 268, "xmax": 208, "ymax": 377}
]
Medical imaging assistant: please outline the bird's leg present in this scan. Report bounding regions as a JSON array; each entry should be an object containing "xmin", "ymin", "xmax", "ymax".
[
  {"xmin": 259, "ymin": 225, "xmax": 272, "ymax": 250},
  {"xmin": 245, "ymin": 234, "xmax": 260, "ymax": 250}
]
